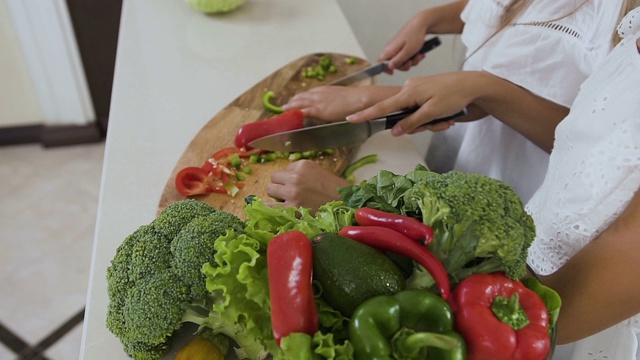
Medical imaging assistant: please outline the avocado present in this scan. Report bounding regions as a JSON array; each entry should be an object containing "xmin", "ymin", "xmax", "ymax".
[{"xmin": 312, "ymin": 233, "xmax": 406, "ymax": 317}]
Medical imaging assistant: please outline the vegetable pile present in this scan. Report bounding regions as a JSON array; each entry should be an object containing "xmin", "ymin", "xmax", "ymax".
[{"xmin": 107, "ymin": 165, "xmax": 561, "ymax": 360}]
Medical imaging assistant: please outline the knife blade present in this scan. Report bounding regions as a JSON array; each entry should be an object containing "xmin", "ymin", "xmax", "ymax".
[
  {"xmin": 248, "ymin": 107, "xmax": 467, "ymax": 152},
  {"xmin": 329, "ymin": 36, "xmax": 442, "ymax": 86}
]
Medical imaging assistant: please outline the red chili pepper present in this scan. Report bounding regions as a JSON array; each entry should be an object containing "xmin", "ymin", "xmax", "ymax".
[
  {"xmin": 235, "ymin": 109, "xmax": 305, "ymax": 149},
  {"xmin": 267, "ymin": 230, "xmax": 319, "ymax": 345},
  {"xmin": 449, "ymin": 272, "xmax": 550, "ymax": 360},
  {"xmin": 338, "ymin": 225, "xmax": 450, "ymax": 300},
  {"xmin": 355, "ymin": 207, "xmax": 434, "ymax": 245}
]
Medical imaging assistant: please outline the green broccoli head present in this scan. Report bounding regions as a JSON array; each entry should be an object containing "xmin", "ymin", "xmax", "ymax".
[
  {"xmin": 122, "ymin": 271, "xmax": 188, "ymax": 346},
  {"xmin": 171, "ymin": 211, "xmax": 244, "ymax": 299},
  {"xmin": 407, "ymin": 170, "xmax": 535, "ymax": 282},
  {"xmin": 340, "ymin": 166, "xmax": 536, "ymax": 287},
  {"xmin": 106, "ymin": 222, "xmax": 186, "ymax": 360},
  {"xmin": 152, "ymin": 199, "xmax": 216, "ymax": 239},
  {"xmin": 106, "ymin": 225, "xmax": 164, "ymax": 340},
  {"xmin": 106, "ymin": 200, "xmax": 244, "ymax": 360},
  {"xmin": 121, "ymin": 340, "xmax": 169, "ymax": 360}
]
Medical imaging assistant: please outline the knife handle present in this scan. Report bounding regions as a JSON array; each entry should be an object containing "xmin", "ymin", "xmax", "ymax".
[
  {"xmin": 394, "ymin": 37, "xmax": 441, "ymax": 68},
  {"xmin": 384, "ymin": 107, "xmax": 467, "ymax": 130},
  {"xmin": 418, "ymin": 36, "xmax": 441, "ymax": 55}
]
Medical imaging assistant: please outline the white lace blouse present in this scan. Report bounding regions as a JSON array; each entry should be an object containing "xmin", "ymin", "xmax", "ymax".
[
  {"xmin": 527, "ymin": 7, "xmax": 640, "ymax": 359},
  {"xmin": 425, "ymin": 0, "xmax": 623, "ymax": 203}
]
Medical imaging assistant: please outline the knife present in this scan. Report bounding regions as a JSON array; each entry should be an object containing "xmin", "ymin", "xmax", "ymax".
[
  {"xmin": 248, "ymin": 107, "xmax": 467, "ymax": 152},
  {"xmin": 329, "ymin": 36, "xmax": 442, "ymax": 86}
]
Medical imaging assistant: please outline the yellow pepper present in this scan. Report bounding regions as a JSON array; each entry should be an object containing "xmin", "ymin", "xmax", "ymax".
[{"xmin": 175, "ymin": 336, "xmax": 225, "ymax": 360}]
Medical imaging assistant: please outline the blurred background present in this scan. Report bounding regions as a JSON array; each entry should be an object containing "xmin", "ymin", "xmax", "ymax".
[{"xmin": 0, "ymin": 0, "xmax": 459, "ymax": 359}]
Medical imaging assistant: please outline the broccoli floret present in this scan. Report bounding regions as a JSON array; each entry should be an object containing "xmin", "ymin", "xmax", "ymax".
[
  {"xmin": 410, "ymin": 170, "xmax": 534, "ymax": 281},
  {"xmin": 123, "ymin": 271, "xmax": 188, "ymax": 345},
  {"xmin": 340, "ymin": 165, "xmax": 535, "ymax": 288},
  {"xmin": 105, "ymin": 200, "xmax": 247, "ymax": 360},
  {"xmin": 152, "ymin": 199, "xmax": 216, "ymax": 239},
  {"xmin": 171, "ymin": 211, "xmax": 244, "ymax": 299}
]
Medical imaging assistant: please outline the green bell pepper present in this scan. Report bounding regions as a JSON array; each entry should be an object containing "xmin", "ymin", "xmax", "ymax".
[{"xmin": 348, "ymin": 289, "xmax": 466, "ymax": 360}]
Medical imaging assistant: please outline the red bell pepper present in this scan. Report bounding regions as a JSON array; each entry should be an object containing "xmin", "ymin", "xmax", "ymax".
[
  {"xmin": 449, "ymin": 272, "xmax": 551, "ymax": 360},
  {"xmin": 267, "ymin": 230, "xmax": 319, "ymax": 345},
  {"xmin": 175, "ymin": 146, "xmax": 261, "ymax": 197},
  {"xmin": 338, "ymin": 225, "xmax": 450, "ymax": 300},
  {"xmin": 354, "ymin": 207, "xmax": 434, "ymax": 245},
  {"xmin": 234, "ymin": 109, "xmax": 304, "ymax": 149}
]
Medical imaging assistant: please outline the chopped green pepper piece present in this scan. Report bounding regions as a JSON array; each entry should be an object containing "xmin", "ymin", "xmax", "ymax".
[
  {"xmin": 262, "ymin": 90, "xmax": 284, "ymax": 114},
  {"xmin": 301, "ymin": 150, "xmax": 316, "ymax": 159},
  {"xmin": 342, "ymin": 154, "xmax": 378, "ymax": 183},
  {"xmin": 228, "ymin": 153, "xmax": 242, "ymax": 168},
  {"xmin": 260, "ymin": 153, "xmax": 277, "ymax": 163}
]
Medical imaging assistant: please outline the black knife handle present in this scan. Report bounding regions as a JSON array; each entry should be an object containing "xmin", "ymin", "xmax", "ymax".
[
  {"xmin": 384, "ymin": 107, "xmax": 467, "ymax": 130},
  {"xmin": 418, "ymin": 36, "xmax": 441, "ymax": 55}
]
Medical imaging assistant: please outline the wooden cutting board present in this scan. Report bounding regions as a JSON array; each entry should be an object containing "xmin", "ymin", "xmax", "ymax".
[{"xmin": 158, "ymin": 53, "xmax": 372, "ymax": 218}]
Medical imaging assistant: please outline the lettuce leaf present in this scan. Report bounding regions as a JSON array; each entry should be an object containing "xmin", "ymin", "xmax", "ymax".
[
  {"xmin": 202, "ymin": 199, "xmax": 357, "ymax": 359},
  {"xmin": 203, "ymin": 230, "xmax": 274, "ymax": 359}
]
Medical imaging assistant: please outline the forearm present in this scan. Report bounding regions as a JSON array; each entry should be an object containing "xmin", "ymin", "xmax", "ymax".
[
  {"xmin": 419, "ymin": 0, "xmax": 468, "ymax": 35},
  {"xmin": 539, "ymin": 190, "xmax": 640, "ymax": 344},
  {"xmin": 470, "ymin": 71, "xmax": 568, "ymax": 153}
]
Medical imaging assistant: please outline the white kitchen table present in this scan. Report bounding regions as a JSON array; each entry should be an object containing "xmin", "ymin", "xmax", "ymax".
[{"xmin": 80, "ymin": 0, "xmax": 426, "ymax": 358}]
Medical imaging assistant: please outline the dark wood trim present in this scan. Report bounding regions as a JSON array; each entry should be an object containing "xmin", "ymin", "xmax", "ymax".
[
  {"xmin": 0, "ymin": 124, "xmax": 103, "ymax": 147},
  {"xmin": 65, "ymin": 0, "xmax": 123, "ymax": 135},
  {"xmin": 0, "ymin": 125, "xmax": 43, "ymax": 145}
]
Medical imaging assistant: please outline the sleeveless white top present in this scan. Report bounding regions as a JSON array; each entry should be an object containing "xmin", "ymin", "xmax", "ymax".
[
  {"xmin": 425, "ymin": 0, "xmax": 623, "ymax": 203},
  {"xmin": 527, "ymin": 7, "xmax": 640, "ymax": 359}
]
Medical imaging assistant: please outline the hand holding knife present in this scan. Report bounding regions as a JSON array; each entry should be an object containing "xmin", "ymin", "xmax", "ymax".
[
  {"xmin": 329, "ymin": 37, "xmax": 442, "ymax": 86},
  {"xmin": 249, "ymin": 36, "xmax": 468, "ymax": 152},
  {"xmin": 248, "ymin": 107, "xmax": 466, "ymax": 152}
]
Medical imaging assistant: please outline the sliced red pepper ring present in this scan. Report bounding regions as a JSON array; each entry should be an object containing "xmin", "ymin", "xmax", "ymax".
[
  {"xmin": 176, "ymin": 158, "xmax": 245, "ymax": 197},
  {"xmin": 175, "ymin": 167, "xmax": 211, "ymax": 196}
]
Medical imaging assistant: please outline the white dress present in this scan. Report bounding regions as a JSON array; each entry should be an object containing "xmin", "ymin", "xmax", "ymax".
[
  {"xmin": 425, "ymin": 0, "xmax": 623, "ymax": 203},
  {"xmin": 527, "ymin": 7, "xmax": 640, "ymax": 359}
]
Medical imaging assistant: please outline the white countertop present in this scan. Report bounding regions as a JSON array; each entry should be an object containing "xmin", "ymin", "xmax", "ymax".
[{"xmin": 80, "ymin": 1, "xmax": 425, "ymax": 358}]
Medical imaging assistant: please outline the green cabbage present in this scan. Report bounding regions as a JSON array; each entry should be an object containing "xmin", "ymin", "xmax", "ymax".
[{"xmin": 185, "ymin": 0, "xmax": 246, "ymax": 14}]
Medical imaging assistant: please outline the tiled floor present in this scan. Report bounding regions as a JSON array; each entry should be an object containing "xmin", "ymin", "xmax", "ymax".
[{"xmin": 0, "ymin": 141, "xmax": 105, "ymax": 360}]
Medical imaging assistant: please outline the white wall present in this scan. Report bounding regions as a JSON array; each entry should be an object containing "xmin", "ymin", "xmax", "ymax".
[
  {"xmin": 0, "ymin": 0, "xmax": 43, "ymax": 127},
  {"xmin": 2, "ymin": 0, "xmax": 96, "ymax": 128},
  {"xmin": 338, "ymin": 0, "xmax": 465, "ymax": 156}
]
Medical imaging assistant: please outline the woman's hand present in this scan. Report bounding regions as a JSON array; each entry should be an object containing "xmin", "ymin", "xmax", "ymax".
[
  {"xmin": 265, "ymin": 160, "xmax": 351, "ymax": 213},
  {"xmin": 378, "ymin": 0, "xmax": 467, "ymax": 72},
  {"xmin": 378, "ymin": 10, "xmax": 433, "ymax": 72},
  {"xmin": 346, "ymin": 72, "xmax": 482, "ymax": 135},
  {"xmin": 282, "ymin": 85, "xmax": 400, "ymax": 122}
]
